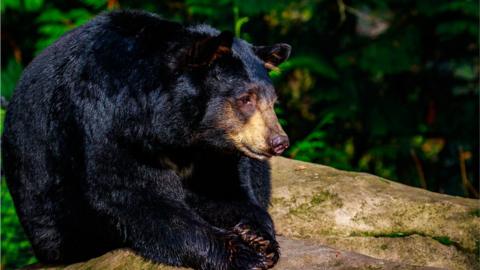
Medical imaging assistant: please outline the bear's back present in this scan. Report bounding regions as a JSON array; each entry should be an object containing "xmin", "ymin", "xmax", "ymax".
[
  {"xmin": 14, "ymin": 10, "xmax": 185, "ymax": 101},
  {"xmin": 5, "ymin": 10, "xmax": 190, "ymax": 138}
]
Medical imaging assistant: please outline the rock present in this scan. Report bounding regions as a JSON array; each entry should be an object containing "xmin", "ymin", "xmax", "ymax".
[
  {"xmin": 23, "ymin": 157, "xmax": 479, "ymax": 270},
  {"xmin": 275, "ymin": 237, "xmax": 444, "ymax": 270},
  {"xmin": 270, "ymin": 157, "xmax": 479, "ymax": 270},
  {"xmin": 24, "ymin": 237, "xmax": 444, "ymax": 270}
]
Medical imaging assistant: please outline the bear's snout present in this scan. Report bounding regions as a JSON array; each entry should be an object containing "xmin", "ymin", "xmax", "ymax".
[{"xmin": 269, "ymin": 135, "xmax": 290, "ymax": 155}]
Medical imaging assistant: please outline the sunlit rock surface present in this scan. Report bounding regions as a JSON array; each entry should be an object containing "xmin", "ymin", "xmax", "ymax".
[
  {"xmin": 270, "ymin": 157, "xmax": 479, "ymax": 270},
  {"xmin": 24, "ymin": 157, "xmax": 479, "ymax": 270}
]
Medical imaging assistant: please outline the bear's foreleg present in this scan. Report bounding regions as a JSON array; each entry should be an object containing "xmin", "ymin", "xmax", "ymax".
[
  {"xmin": 88, "ymin": 189, "xmax": 272, "ymax": 270},
  {"xmin": 186, "ymin": 196, "xmax": 280, "ymax": 268}
]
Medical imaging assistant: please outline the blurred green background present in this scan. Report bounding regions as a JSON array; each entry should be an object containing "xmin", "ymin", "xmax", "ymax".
[{"xmin": 1, "ymin": 0, "xmax": 478, "ymax": 269}]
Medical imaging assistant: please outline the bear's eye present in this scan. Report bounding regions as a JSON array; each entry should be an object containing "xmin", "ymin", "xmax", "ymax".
[
  {"xmin": 237, "ymin": 94, "xmax": 255, "ymax": 107},
  {"xmin": 240, "ymin": 95, "xmax": 251, "ymax": 104},
  {"xmin": 236, "ymin": 94, "xmax": 257, "ymax": 115}
]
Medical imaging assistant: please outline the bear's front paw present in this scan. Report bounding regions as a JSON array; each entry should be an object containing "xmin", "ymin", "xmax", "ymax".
[
  {"xmin": 232, "ymin": 223, "xmax": 280, "ymax": 269},
  {"xmin": 224, "ymin": 232, "xmax": 271, "ymax": 270}
]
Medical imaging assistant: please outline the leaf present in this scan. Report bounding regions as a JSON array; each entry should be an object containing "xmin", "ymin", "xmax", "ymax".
[
  {"xmin": 0, "ymin": 108, "xmax": 5, "ymax": 134},
  {"xmin": 1, "ymin": 0, "xmax": 20, "ymax": 12},
  {"xmin": 24, "ymin": 0, "xmax": 43, "ymax": 11},
  {"xmin": 81, "ymin": 0, "xmax": 108, "ymax": 9},
  {"xmin": 270, "ymin": 56, "xmax": 339, "ymax": 80},
  {"xmin": 234, "ymin": 16, "xmax": 249, "ymax": 37},
  {"xmin": 1, "ymin": 59, "xmax": 23, "ymax": 100},
  {"xmin": 436, "ymin": 20, "xmax": 478, "ymax": 39},
  {"xmin": 36, "ymin": 8, "xmax": 65, "ymax": 22},
  {"xmin": 289, "ymin": 113, "xmax": 335, "ymax": 162},
  {"xmin": 188, "ymin": 6, "xmax": 219, "ymax": 17},
  {"xmin": 35, "ymin": 9, "xmax": 93, "ymax": 53},
  {"xmin": 233, "ymin": 0, "xmax": 286, "ymax": 16},
  {"xmin": 38, "ymin": 24, "xmax": 69, "ymax": 37},
  {"xmin": 453, "ymin": 63, "xmax": 477, "ymax": 80},
  {"xmin": 186, "ymin": 0, "xmax": 231, "ymax": 17},
  {"xmin": 67, "ymin": 9, "xmax": 93, "ymax": 25}
]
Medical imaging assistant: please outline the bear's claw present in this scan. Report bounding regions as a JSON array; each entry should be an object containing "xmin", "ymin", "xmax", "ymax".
[
  {"xmin": 224, "ymin": 231, "xmax": 271, "ymax": 270},
  {"xmin": 232, "ymin": 223, "xmax": 280, "ymax": 269}
]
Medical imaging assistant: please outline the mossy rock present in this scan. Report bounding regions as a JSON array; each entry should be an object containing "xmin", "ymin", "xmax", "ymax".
[
  {"xmin": 269, "ymin": 157, "xmax": 479, "ymax": 270},
  {"xmin": 24, "ymin": 158, "xmax": 478, "ymax": 270}
]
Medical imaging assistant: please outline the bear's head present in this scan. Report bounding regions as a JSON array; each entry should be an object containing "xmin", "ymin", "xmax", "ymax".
[{"xmin": 184, "ymin": 29, "xmax": 291, "ymax": 160}]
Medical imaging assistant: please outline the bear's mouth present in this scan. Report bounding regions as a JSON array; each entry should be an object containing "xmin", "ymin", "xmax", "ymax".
[{"xmin": 239, "ymin": 144, "xmax": 272, "ymax": 160}]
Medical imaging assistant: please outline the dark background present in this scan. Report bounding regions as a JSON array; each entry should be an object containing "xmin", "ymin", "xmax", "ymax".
[{"xmin": 1, "ymin": 0, "xmax": 478, "ymax": 268}]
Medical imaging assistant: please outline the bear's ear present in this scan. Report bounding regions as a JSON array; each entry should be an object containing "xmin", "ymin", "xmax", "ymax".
[
  {"xmin": 186, "ymin": 31, "xmax": 234, "ymax": 67},
  {"xmin": 254, "ymin": 43, "xmax": 291, "ymax": 71}
]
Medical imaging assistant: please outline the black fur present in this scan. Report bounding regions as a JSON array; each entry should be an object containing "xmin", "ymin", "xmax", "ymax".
[{"xmin": 2, "ymin": 10, "xmax": 290, "ymax": 270}]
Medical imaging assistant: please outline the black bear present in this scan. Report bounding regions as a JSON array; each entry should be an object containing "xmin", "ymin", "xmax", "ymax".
[{"xmin": 2, "ymin": 10, "xmax": 291, "ymax": 270}]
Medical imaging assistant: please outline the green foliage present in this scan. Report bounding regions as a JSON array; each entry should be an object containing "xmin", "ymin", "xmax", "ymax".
[
  {"xmin": 1, "ymin": 0, "xmax": 478, "ymax": 268},
  {"xmin": 1, "ymin": 0, "xmax": 43, "ymax": 12},
  {"xmin": 289, "ymin": 113, "xmax": 352, "ymax": 170},
  {"xmin": 0, "ymin": 107, "xmax": 5, "ymax": 134},
  {"xmin": 417, "ymin": 1, "xmax": 479, "ymax": 17},
  {"xmin": 271, "ymin": 56, "xmax": 338, "ymax": 80},
  {"xmin": 81, "ymin": 0, "xmax": 108, "ymax": 9},
  {"xmin": 1, "ymin": 0, "xmax": 20, "ymax": 12},
  {"xmin": 1, "ymin": 59, "xmax": 23, "ymax": 100},
  {"xmin": 35, "ymin": 8, "xmax": 93, "ymax": 52},
  {"xmin": 358, "ymin": 28, "xmax": 421, "ymax": 76}
]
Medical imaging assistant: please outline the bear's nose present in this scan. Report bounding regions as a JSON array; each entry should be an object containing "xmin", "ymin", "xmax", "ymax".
[{"xmin": 270, "ymin": 135, "xmax": 290, "ymax": 155}]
